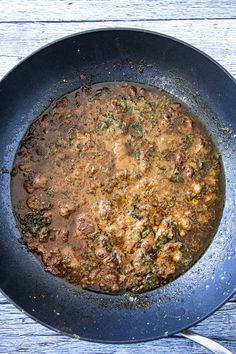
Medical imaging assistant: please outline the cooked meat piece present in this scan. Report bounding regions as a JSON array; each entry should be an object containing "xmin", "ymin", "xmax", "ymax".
[
  {"xmin": 33, "ymin": 174, "xmax": 48, "ymax": 189},
  {"xmin": 175, "ymin": 152, "xmax": 186, "ymax": 165},
  {"xmin": 75, "ymin": 214, "xmax": 96, "ymax": 236}
]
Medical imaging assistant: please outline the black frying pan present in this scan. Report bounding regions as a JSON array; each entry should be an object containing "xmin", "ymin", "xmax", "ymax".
[{"xmin": 0, "ymin": 29, "xmax": 235, "ymax": 344}]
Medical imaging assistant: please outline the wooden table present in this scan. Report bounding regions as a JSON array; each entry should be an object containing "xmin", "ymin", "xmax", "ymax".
[{"xmin": 0, "ymin": 1, "xmax": 235, "ymax": 353}]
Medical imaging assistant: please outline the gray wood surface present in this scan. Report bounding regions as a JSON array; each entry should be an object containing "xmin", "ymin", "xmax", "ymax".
[
  {"xmin": 0, "ymin": 1, "xmax": 235, "ymax": 353},
  {"xmin": 1, "ymin": 0, "xmax": 236, "ymax": 21}
]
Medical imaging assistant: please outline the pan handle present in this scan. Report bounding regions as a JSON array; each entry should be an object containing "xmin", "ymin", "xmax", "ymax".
[{"xmin": 181, "ymin": 329, "xmax": 232, "ymax": 354}]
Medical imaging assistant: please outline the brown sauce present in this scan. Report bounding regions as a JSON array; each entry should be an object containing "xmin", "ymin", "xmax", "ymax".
[{"xmin": 11, "ymin": 82, "xmax": 224, "ymax": 293}]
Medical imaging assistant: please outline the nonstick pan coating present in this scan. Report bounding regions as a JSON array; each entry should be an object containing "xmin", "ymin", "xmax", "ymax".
[{"xmin": 0, "ymin": 29, "xmax": 235, "ymax": 343}]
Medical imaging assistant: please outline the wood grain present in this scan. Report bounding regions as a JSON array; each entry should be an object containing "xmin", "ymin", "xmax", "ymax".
[
  {"xmin": 0, "ymin": 20, "xmax": 236, "ymax": 80},
  {"xmin": 1, "ymin": 0, "xmax": 236, "ymax": 22}
]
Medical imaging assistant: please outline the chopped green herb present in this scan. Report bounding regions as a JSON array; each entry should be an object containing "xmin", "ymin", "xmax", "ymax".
[
  {"xmin": 28, "ymin": 223, "xmax": 40, "ymax": 234},
  {"xmin": 198, "ymin": 159, "xmax": 211, "ymax": 170},
  {"xmin": 101, "ymin": 166, "xmax": 109, "ymax": 173},
  {"xmin": 182, "ymin": 134, "xmax": 192, "ymax": 149},
  {"xmin": 90, "ymin": 233, "xmax": 99, "ymax": 241},
  {"xmin": 119, "ymin": 96, "xmax": 127, "ymax": 109},
  {"xmin": 99, "ymin": 121, "xmax": 110, "ymax": 130},
  {"xmin": 106, "ymin": 113, "xmax": 114, "ymax": 125},
  {"xmin": 113, "ymin": 117, "xmax": 122, "ymax": 127},
  {"xmin": 167, "ymin": 197, "xmax": 176, "ymax": 207},
  {"xmin": 24, "ymin": 210, "xmax": 51, "ymax": 235},
  {"xmin": 130, "ymin": 210, "xmax": 141, "ymax": 219},
  {"xmin": 132, "ymin": 121, "xmax": 143, "ymax": 139},
  {"xmin": 208, "ymin": 167, "xmax": 217, "ymax": 176},
  {"xmin": 127, "ymin": 102, "xmax": 140, "ymax": 114},
  {"xmin": 144, "ymin": 272, "xmax": 155, "ymax": 286},
  {"xmin": 170, "ymin": 173, "xmax": 184, "ymax": 184},
  {"xmin": 98, "ymin": 113, "xmax": 119, "ymax": 130},
  {"xmin": 134, "ymin": 149, "xmax": 141, "ymax": 160},
  {"xmin": 156, "ymin": 163, "xmax": 166, "ymax": 171},
  {"xmin": 151, "ymin": 113, "xmax": 158, "ymax": 126},
  {"xmin": 38, "ymin": 227, "xmax": 49, "ymax": 242},
  {"xmin": 142, "ymin": 228, "xmax": 152, "ymax": 238},
  {"xmin": 145, "ymin": 146, "xmax": 156, "ymax": 159}
]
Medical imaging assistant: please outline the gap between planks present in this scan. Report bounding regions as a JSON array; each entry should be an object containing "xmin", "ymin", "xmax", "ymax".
[{"xmin": 0, "ymin": 17, "xmax": 236, "ymax": 24}]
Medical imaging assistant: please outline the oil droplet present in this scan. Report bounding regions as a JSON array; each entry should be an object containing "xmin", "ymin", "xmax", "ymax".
[
  {"xmin": 223, "ymin": 291, "xmax": 229, "ymax": 296},
  {"xmin": 7, "ymin": 145, "xmax": 14, "ymax": 152},
  {"xmin": 128, "ymin": 295, "xmax": 137, "ymax": 302},
  {"xmin": 220, "ymin": 272, "xmax": 232, "ymax": 283}
]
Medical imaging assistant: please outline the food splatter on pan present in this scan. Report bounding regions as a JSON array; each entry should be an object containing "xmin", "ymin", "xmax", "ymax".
[{"xmin": 11, "ymin": 82, "xmax": 224, "ymax": 293}]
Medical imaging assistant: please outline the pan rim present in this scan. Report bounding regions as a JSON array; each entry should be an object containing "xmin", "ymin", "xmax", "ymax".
[{"xmin": 0, "ymin": 27, "xmax": 235, "ymax": 344}]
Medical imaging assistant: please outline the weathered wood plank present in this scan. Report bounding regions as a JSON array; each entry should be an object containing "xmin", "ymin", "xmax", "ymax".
[
  {"xmin": 0, "ymin": 0, "xmax": 236, "ymax": 22},
  {"xmin": 1, "ymin": 335, "xmax": 235, "ymax": 354},
  {"xmin": 0, "ymin": 20, "xmax": 236, "ymax": 81}
]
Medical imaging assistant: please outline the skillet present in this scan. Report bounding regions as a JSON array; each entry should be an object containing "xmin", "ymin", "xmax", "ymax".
[{"xmin": 0, "ymin": 28, "xmax": 235, "ymax": 344}]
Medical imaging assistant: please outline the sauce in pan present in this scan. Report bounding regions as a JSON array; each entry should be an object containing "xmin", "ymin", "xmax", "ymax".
[{"xmin": 11, "ymin": 82, "xmax": 224, "ymax": 293}]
